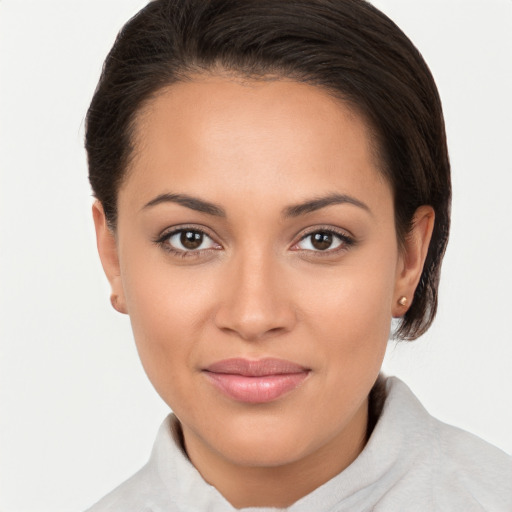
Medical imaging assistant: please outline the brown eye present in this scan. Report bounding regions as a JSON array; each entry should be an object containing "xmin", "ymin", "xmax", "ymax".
[
  {"xmin": 164, "ymin": 229, "xmax": 219, "ymax": 252},
  {"xmin": 181, "ymin": 230, "xmax": 203, "ymax": 250},
  {"xmin": 295, "ymin": 230, "xmax": 349, "ymax": 252},
  {"xmin": 311, "ymin": 232, "xmax": 333, "ymax": 250}
]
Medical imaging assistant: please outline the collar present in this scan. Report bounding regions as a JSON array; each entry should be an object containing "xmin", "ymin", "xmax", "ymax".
[{"xmin": 148, "ymin": 376, "xmax": 433, "ymax": 511}]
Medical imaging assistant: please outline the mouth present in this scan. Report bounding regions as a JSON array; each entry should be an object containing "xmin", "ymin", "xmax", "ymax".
[{"xmin": 202, "ymin": 358, "xmax": 311, "ymax": 404}]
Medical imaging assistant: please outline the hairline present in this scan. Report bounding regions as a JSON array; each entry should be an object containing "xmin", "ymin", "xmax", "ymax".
[{"xmin": 119, "ymin": 68, "xmax": 394, "ymax": 222}]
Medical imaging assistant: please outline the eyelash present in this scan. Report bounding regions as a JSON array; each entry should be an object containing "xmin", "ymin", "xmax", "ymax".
[
  {"xmin": 154, "ymin": 226, "xmax": 221, "ymax": 258},
  {"xmin": 154, "ymin": 226, "xmax": 355, "ymax": 258},
  {"xmin": 293, "ymin": 227, "xmax": 355, "ymax": 256}
]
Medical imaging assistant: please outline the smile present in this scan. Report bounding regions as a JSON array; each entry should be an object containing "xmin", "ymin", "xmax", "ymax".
[{"xmin": 202, "ymin": 358, "xmax": 311, "ymax": 404}]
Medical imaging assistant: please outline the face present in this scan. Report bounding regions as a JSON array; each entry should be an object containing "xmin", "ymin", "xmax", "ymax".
[{"xmin": 94, "ymin": 76, "xmax": 432, "ymax": 487}]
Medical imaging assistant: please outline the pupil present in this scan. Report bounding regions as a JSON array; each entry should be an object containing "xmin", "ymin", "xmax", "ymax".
[
  {"xmin": 181, "ymin": 230, "xmax": 203, "ymax": 250},
  {"xmin": 312, "ymin": 232, "xmax": 332, "ymax": 250}
]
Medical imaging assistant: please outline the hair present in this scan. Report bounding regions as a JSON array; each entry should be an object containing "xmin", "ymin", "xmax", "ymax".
[{"xmin": 85, "ymin": 0, "xmax": 451, "ymax": 340}]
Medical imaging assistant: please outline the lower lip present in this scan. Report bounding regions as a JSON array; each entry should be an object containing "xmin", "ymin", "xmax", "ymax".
[{"xmin": 203, "ymin": 371, "xmax": 310, "ymax": 404}]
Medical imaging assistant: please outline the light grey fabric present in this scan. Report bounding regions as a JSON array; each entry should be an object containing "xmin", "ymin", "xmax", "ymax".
[{"xmin": 85, "ymin": 377, "xmax": 512, "ymax": 511}]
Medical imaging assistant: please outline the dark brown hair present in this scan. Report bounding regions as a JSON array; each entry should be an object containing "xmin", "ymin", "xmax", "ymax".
[{"xmin": 85, "ymin": 0, "xmax": 451, "ymax": 340}]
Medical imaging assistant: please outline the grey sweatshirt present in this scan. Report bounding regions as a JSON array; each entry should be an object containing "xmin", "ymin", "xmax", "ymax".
[{"xmin": 86, "ymin": 377, "xmax": 512, "ymax": 511}]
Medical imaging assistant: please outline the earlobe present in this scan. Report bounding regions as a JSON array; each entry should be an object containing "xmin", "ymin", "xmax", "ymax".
[
  {"xmin": 392, "ymin": 205, "xmax": 435, "ymax": 318},
  {"xmin": 92, "ymin": 201, "xmax": 128, "ymax": 314}
]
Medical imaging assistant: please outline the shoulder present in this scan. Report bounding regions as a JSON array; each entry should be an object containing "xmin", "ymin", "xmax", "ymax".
[
  {"xmin": 84, "ymin": 415, "xmax": 183, "ymax": 512},
  {"xmin": 431, "ymin": 417, "xmax": 512, "ymax": 510},
  {"xmin": 84, "ymin": 462, "xmax": 167, "ymax": 512},
  {"xmin": 383, "ymin": 377, "xmax": 512, "ymax": 511}
]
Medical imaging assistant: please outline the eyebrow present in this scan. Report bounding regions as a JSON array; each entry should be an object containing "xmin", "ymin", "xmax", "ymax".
[
  {"xmin": 142, "ymin": 193, "xmax": 226, "ymax": 217},
  {"xmin": 142, "ymin": 191, "xmax": 371, "ymax": 218},
  {"xmin": 283, "ymin": 193, "xmax": 371, "ymax": 217}
]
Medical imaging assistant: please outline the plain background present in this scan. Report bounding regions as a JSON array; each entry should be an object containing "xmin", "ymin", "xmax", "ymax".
[{"xmin": 1, "ymin": 1, "xmax": 511, "ymax": 510}]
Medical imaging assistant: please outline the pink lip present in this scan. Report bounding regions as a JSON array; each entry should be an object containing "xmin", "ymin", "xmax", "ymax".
[{"xmin": 203, "ymin": 358, "xmax": 310, "ymax": 404}]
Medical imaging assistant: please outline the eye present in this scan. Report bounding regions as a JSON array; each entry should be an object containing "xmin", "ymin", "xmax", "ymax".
[
  {"xmin": 295, "ymin": 229, "xmax": 352, "ymax": 252},
  {"xmin": 157, "ymin": 228, "xmax": 221, "ymax": 254}
]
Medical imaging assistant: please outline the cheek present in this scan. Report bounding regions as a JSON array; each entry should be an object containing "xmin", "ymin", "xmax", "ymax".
[
  {"xmin": 298, "ymin": 249, "xmax": 397, "ymax": 376},
  {"xmin": 118, "ymin": 250, "xmax": 217, "ymax": 396},
  {"xmin": 304, "ymin": 274, "xmax": 392, "ymax": 420},
  {"xmin": 121, "ymin": 236, "xmax": 217, "ymax": 327},
  {"xmin": 303, "ymin": 255, "xmax": 396, "ymax": 339}
]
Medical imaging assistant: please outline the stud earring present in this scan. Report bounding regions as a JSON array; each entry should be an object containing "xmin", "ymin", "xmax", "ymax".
[{"xmin": 398, "ymin": 296, "xmax": 408, "ymax": 307}]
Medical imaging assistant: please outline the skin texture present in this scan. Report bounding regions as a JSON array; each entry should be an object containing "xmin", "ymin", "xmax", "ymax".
[{"xmin": 93, "ymin": 77, "xmax": 434, "ymax": 508}]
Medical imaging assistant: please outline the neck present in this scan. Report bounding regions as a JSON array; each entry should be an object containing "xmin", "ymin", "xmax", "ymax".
[{"xmin": 179, "ymin": 399, "xmax": 369, "ymax": 509}]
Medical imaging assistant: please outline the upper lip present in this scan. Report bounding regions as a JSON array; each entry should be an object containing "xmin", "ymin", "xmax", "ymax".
[{"xmin": 204, "ymin": 358, "xmax": 310, "ymax": 377}]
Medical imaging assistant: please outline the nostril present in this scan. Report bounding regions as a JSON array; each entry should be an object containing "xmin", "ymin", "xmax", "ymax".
[
  {"xmin": 214, "ymin": 308, "xmax": 295, "ymax": 342},
  {"xmin": 267, "ymin": 326, "xmax": 286, "ymax": 335},
  {"xmin": 212, "ymin": 269, "xmax": 297, "ymax": 341}
]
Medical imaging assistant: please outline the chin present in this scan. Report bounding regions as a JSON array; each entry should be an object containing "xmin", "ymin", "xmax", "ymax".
[
  {"xmin": 203, "ymin": 409, "xmax": 326, "ymax": 467},
  {"xmin": 218, "ymin": 432, "xmax": 315, "ymax": 468}
]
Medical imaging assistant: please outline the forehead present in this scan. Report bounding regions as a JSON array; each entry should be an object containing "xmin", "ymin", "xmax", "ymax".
[{"xmin": 122, "ymin": 76, "xmax": 391, "ymax": 213}]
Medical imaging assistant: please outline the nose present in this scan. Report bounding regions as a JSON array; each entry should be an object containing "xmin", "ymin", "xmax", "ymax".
[{"xmin": 213, "ymin": 250, "xmax": 296, "ymax": 342}]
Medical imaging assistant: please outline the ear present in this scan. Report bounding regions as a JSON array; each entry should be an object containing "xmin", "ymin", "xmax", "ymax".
[
  {"xmin": 392, "ymin": 205, "xmax": 435, "ymax": 318},
  {"xmin": 92, "ymin": 201, "xmax": 128, "ymax": 314}
]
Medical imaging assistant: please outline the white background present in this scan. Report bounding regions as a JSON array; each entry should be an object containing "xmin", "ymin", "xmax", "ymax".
[{"xmin": 1, "ymin": 1, "xmax": 511, "ymax": 510}]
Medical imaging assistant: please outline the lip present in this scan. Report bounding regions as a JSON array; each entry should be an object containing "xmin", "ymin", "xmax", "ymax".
[{"xmin": 202, "ymin": 358, "xmax": 311, "ymax": 404}]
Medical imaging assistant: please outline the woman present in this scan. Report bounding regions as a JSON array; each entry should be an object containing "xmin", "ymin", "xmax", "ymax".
[{"xmin": 85, "ymin": 0, "xmax": 511, "ymax": 510}]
